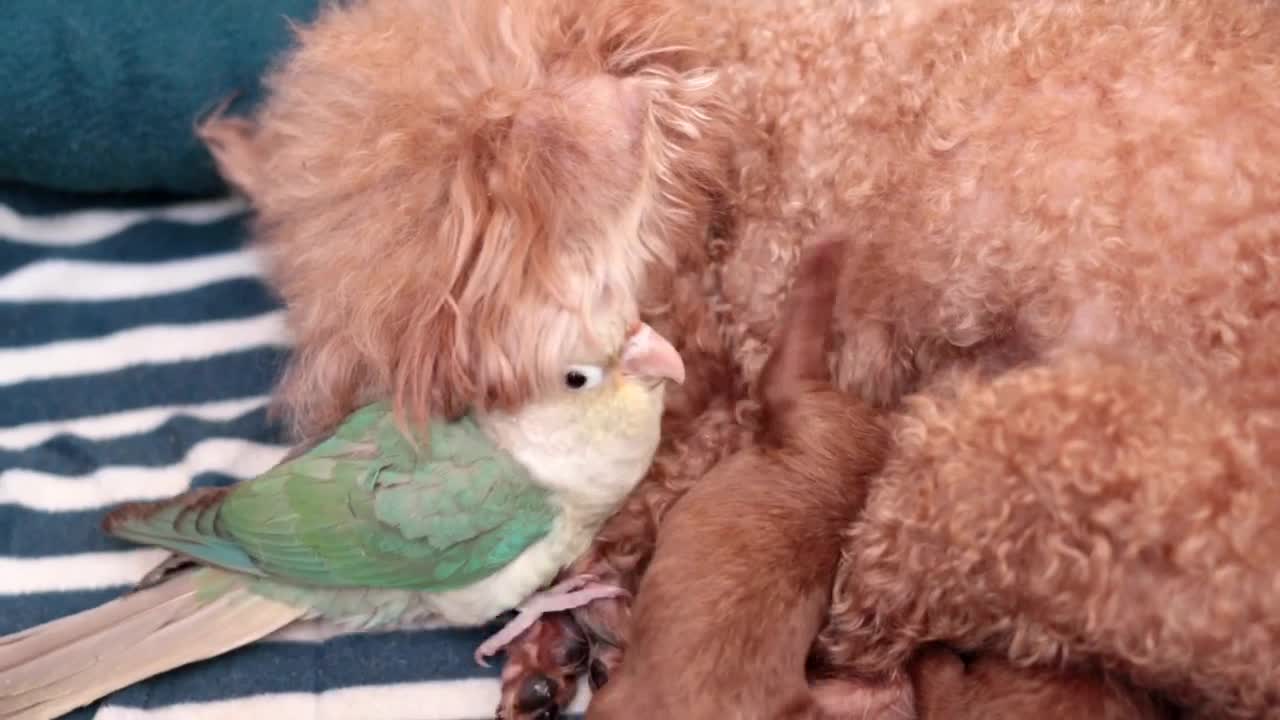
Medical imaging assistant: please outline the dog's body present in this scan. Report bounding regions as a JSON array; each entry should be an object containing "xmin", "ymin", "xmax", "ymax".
[
  {"xmin": 574, "ymin": 1, "xmax": 1280, "ymax": 717},
  {"xmin": 202, "ymin": 0, "xmax": 1280, "ymax": 717}
]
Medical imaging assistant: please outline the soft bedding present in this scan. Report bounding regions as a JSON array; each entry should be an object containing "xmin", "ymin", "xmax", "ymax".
[
  {"xmin": 0, "ymin": 0, "xmax": 320, "ymax": 196},
  {"xmin": 0, "ymin": 185, "xmax": 589, "ymax": 719}
]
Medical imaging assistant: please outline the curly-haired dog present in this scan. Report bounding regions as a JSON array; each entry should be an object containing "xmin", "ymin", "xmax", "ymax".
[
  {"xmin": 202, "ymin": 0, "xmax": 1280, "ymax": 718},
  {"xmin": 529, "ymin": 0, "xmax": 1280, "ymax": 716}
]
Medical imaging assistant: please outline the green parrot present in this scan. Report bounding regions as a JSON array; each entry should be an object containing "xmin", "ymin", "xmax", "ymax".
[{"xmin": 0, "ymin": 322, "xmax": 685, "ymax": 720}]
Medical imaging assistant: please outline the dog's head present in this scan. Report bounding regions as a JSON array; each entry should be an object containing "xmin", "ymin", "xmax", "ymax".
[{"xmin": 201, "ymin": 0, "xmax": 734, "ymax": 437}]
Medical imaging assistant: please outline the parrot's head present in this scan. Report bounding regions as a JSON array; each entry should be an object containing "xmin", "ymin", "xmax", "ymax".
[
  {"xmin": 477, "ymin": 321, "xmax": 685, "ymax": 508},
  {"xmin": 544, "ymin": 320, "xmax": 685, "ymax": 426}
]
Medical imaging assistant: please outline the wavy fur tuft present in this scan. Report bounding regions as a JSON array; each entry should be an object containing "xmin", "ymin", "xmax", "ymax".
[{"xmin": 200, "ymin": 0, "xmax": 734, "ymax": 441}]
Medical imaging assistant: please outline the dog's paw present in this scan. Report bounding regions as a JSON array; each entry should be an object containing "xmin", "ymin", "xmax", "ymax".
[{"xmin": 495, "ymin": 612, "xmax": 588, "ymax": 720}]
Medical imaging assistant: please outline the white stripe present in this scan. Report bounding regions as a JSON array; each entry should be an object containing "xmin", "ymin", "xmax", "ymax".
[
  {"xmin": 0, "ymin": 250, "xmax": 265, "ymax": 302},
  {"xmin": 94, "ymin": 679, "xmax": 591, "ymax": 720},
  {"xmin": 0, "ymin": 396, "xmax": 271, "ymax": 450},
  {"xmin": 0, "ymin": 438, "xmax": 287, "ymax": 512},
  {"xmin": 0, "ymin": 197, "xmax": 247, "ymax": 247},
  {"xmin": 0, "ymin": 312, "xmax": 290, "ymax": 386},
  {"xmin": 0, "ymin": 549, "xmax": 169, "ymax": 594}
]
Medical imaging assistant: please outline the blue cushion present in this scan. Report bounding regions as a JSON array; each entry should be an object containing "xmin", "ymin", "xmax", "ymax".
[{"xmin": 0, "ymin": 0, "xmax": 321, "ymax": 196}]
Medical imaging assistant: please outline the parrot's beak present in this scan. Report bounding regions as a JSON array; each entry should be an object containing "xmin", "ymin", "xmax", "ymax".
[{"xmin": 620, "ymin": 323, "xmax": 686, "ymax": 385}]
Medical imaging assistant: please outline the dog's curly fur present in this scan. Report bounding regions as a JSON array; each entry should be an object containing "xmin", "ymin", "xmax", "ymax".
[
  {"xmin": 204, "ymin": 0, "xmax": 1280, "ymax": 718},
  {"xmin": 561, "ymin": 1, "xmax": 1280, "ymax": 717}
]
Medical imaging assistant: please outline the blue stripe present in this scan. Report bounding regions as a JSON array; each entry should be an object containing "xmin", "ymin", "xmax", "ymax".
[
  {"xmin": 106, "ymin": 628, "xmax": 502, "ymax": 705},
  {"xmin": 0, "ymin": 278, "xmax": 282, "ymax": 348},
  {"xmin": 0, "ymin": 216, "xmax": 249, "ymax": 274},
  {"xmin": 65, "ymin": 705, "xmax": 99, "ymax": 720},
  {"xmin": 0, "ymin": 347, "xmax": 287, "ymax": 427},
  {"xmin": 0, "ymin": 406, "xmax": 281, "ymax": 474},
  {"xmin": 0, "ymin": 183, "xmax": 192, "ymax": 216},
  {"xmin": 1, "ymin": 472, "xmax": 245, "ymax": 558},
  {"xmin": 0, "ymin": 505, "xmax": 131, "ymax": 558}
]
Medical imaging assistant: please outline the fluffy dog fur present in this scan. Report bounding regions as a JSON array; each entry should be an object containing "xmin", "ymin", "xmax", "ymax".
[
  {"xmin": 204, "ymin": 0, "xmax": 1280, "ymax": 718},
  {"xmin": 201, "ymin": 0, "xmax": 734, "ymax": 437},
  {"xmin": 586, "ymin": 240, "xmax": 907, "ymax": 720}
]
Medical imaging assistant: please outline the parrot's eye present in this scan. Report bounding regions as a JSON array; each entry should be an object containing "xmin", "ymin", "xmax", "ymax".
[{"xmin": 564, "ymin": 365, "xmax": 603, "ymax": 391}]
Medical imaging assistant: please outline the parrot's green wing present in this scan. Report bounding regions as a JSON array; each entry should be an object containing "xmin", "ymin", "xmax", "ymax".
[{"xmin": 107, "ymin": 403, "xmax": 559, "ymax": 592}]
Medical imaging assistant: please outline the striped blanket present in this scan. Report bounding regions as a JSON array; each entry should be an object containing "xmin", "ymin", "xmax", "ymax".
[{"xmin": 0, "ymin": 184, "xmax": 588, "ymax": 719}]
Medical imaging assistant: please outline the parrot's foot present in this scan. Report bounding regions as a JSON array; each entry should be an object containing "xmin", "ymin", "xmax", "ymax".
[{"xmin": 476, "ymin": 575, "xmax": 627, "ymax": 666}]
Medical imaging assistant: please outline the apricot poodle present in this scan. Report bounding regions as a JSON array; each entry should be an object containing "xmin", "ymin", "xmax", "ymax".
[{"xmin": 202, "ymin": 0, "xmax": 1280, "ymax": 718}]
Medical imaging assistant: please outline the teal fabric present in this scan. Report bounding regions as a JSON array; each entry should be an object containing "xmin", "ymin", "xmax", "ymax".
[{"xmin": 0, "ymin": 0, "xmax": 323, "ymax": 197}]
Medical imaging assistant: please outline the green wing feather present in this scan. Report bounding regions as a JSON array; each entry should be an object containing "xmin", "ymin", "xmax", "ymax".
[{"xmin": 106, "ymin": 403, "xmax": 558, "ymax": 592}]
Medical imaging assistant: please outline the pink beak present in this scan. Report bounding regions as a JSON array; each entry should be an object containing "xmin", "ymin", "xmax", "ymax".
[{"xmin": 620, "ymin": 323, "xmax": 686, "ymax": 385}]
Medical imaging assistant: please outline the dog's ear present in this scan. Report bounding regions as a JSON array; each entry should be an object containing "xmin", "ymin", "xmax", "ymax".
[{"xmin": 198, "ymin": 114, "xmax": 263, "ymax": 198}]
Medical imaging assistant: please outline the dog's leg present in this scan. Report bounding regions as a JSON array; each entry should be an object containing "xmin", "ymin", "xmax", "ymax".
[
  {"xmin": 495, "ymin": 552, "xmax": 636, "ymax": 719},
  {"xmin": 495, "ymin": 610, "xmax": 588, "ymax": 720}
]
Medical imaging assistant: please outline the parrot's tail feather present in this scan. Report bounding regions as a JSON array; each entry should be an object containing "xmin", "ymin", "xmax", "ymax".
[
  {"xmin": 0, "ymin": 574, "xmax": 193, "ymax": 670},
  {"xmin": 0, "ymin": 571, "xmax": 304, "ymax": 720}
]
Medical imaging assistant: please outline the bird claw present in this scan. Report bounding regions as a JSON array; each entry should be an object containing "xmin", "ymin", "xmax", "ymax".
[{"xmin": 474, "ymin": 576, "xmax": 627, "ymax": 666}]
